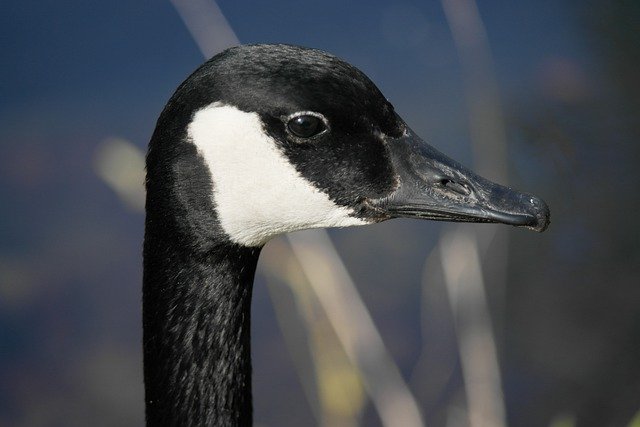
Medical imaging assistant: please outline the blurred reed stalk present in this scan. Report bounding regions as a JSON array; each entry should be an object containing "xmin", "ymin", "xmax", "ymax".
[
  {"xmin": 167, "ymin": 1, "xmax": 426, "ymax": 426},
  {"xmin": 286, "ymin": 231, "xmax": 424, "ymax": 427},
  {"xmin": 261, "ymin": 238, "xmax": 363, "ymax": 427},
  {"xmin": 439, "ymin": 227, "xmax": 505, "ymax": 427},
  {"xmin": 93, "ymin": 137, "xmax": 146, "ymax": 212},
  {"xmin": 170, "ymin": 0, "xmax": 237, "ymax": 57},
  {"xmin": 422, "ymin": 0, "xmax": 509, "ymax": 426}
]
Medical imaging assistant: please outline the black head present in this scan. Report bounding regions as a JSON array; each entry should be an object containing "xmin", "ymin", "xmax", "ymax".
[{"xmin": 146, "ymin": 44, "xmax": 549, "ymax": 248}]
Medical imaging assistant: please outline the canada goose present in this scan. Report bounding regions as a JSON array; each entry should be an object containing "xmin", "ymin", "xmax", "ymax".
[{"xmin": 143, "ymin": 44, "xmax": 549, "ymax": 426}]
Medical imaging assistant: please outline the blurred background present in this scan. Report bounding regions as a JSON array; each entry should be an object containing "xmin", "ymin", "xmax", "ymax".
[{"xmin": 1, "ymin": 0, "xmax": 639, "ymax": 426}]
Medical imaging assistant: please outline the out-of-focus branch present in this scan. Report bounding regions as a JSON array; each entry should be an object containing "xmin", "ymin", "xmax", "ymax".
[
  {"xmin": 170, "ymin": 0, "xmax": 238, "ymax": 57},
  {"xmin": 261, "ymin": 238, "xmax": 364, "ymax": 427},
  {"xmin": 440, "ymin": 227, "xmax": 506, "ymax": 427},
  {"xmin": 441, "ymin": 0, "xmax": 507, "ymax": 182},
  {"xmin": 94, "ymin": 137, "xmax": 145, "ymax": 212},
  {"xmin": 435, "ymin": 1, "xmax": 511, "ymax": 426},
  {"xmin": 287, "ymin": 230, "xmax": 425, "ymax": 427},
  {"xmin": 410, "ymin": 245, "xmax": 458, "ymax": 422},
  {"xmin": 441, "ymin": 0, "xmax": 510, "ymax": 288}
]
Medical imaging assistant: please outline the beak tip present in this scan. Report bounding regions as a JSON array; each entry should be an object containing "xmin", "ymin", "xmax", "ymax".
[{"xmin": 527, "ymin": 195, "xmax": 551, "ymax": 232}]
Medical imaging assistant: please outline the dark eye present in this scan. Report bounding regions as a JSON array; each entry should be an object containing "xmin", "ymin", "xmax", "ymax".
[{"xmin": 287, "ymin": 114, "xmax": 327, "ymax": 138}]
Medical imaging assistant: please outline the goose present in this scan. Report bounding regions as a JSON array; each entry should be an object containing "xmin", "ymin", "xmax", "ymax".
[{"xmin": 143, "ymin": 44, "xmax": 549, "ymax": 426}]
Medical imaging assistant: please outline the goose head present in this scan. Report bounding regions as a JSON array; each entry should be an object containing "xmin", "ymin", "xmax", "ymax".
[{"xmin": 147, "ymin": 44, "xmax": 549, "ymax": 248}]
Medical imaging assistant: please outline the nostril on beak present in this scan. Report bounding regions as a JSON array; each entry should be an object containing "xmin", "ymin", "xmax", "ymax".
[{"xmin": 439, "ymin": 177, "xmax": 471, "ymax": 197}]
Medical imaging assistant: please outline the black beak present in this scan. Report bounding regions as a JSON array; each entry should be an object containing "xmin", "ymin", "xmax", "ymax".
[{"xmin": 372, "ymin": 127, "xmax": 550, "ymax": 232}]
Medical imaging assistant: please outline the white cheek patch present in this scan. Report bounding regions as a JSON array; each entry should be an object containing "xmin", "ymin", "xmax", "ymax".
[{"xmin": 187, "ymin": 102, "xmax": 367, "ymax": 247}]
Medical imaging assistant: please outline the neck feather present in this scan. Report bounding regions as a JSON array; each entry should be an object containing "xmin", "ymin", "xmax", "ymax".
[{"xmin": 143, "ymin": 226, "xmax": 260, "ymax": 426}]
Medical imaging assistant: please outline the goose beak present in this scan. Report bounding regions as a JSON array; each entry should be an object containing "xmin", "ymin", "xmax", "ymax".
[{"xmin": 373, "ymin": 127, "xmax": 550, "ymax": 232}]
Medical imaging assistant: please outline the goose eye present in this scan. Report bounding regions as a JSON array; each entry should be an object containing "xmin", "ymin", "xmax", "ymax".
[{"xmin": 287, "ymin": 114, "xmax": 327, "ymax": 138}]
